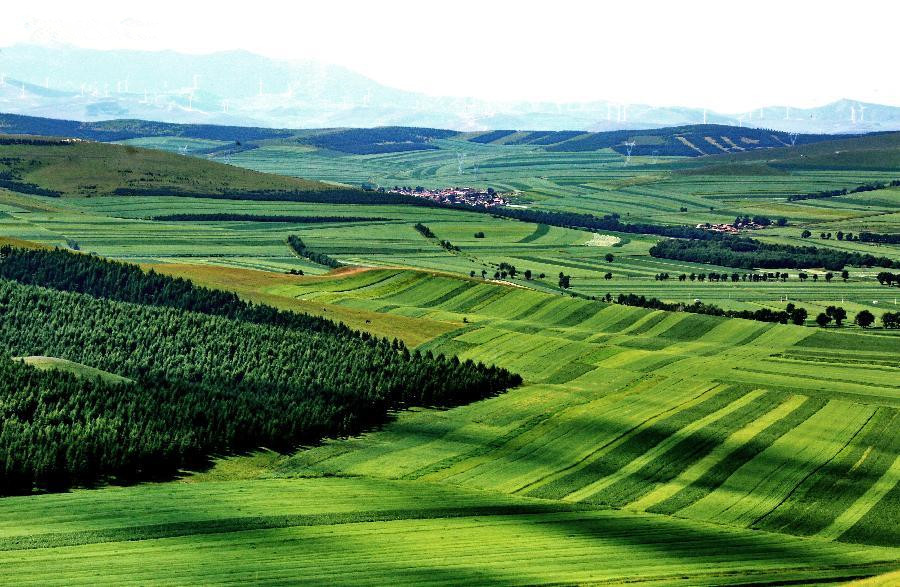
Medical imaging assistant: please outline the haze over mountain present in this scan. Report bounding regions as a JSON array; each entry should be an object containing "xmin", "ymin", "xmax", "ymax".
[{"xmin": 1, "ymin": 45, "xmax": 898, "ymax": 134}]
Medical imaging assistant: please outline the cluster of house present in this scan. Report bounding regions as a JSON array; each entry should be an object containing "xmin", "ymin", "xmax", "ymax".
[
  {"xmin": 390, "ymin": 186, "xmax": 509, "ymax": 207},
  {"xmin": 695, "ymin": 220, "xmax": 768, "ymax": 234}
]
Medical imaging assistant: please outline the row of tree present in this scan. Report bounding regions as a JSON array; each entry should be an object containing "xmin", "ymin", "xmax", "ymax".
[
  {"xmin": 859, "ymin": 232, "xmax": 900, "ymax": 245},
  {"xmin": 149, "ymin": 214, "xmax": 389, "ymax": 223},
  {"xmin": 287, "ymin": 235, "xmax": 342, "ymax": 268},
  {"xmin": 786, "ymin": 179, "xmax": 900, "ymax": 202},
  {"xmin": 877, "ymin": 272, "xmax": 899, "ymax": 286},
  {"xmin": 649, "ymin": 236, "xmax": 898, "ymax": 271},
  {"xmin": 609, "ymin": 293, "xmax": 796, "ymax": 324},
  {"xmin": 665, "ymin": 271, "xmax": 850, "ymax": 282}
]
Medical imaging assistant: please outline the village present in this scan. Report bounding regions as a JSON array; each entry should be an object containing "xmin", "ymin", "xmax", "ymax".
[
  {"xmin": 696, "ymin": 215, "xmax": 784, "ymax": 234},
  {"xmin": 387, "ymin": 185, "xmax": 509, "ymax": 207}
]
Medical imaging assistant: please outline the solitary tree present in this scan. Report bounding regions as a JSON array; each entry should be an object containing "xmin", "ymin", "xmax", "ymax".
[
  {"xmin": 790, "ymin": 307, "xmax": 808, "ymax": 325},
  {"xmin": 604, "ymin": 272, "xmax": 613, "ymax": 280},
  {"xmin": 605, "ymin": 253, "xmax": 614, "ymax": 263},
  {"xmin": 826, "ymin": 305, "xmax": 847, "ymax": 326},
  {"xmin": 524, "ymin": 269, "xmax": 532, "ymax": 280},
  {"xmin": 816, "ymin": 312, "xmax": 833, "ymax": 327},
  {"xmin": 801, "ymin": 229, "xmax": 812, "ymax": 238},
  {"xmin": 855, "ymin": 310, "xmax": 875, "ymax": 328},
  {"xmin": 841, "ymin": 270, "xmax": 849, "ymax": 282}
]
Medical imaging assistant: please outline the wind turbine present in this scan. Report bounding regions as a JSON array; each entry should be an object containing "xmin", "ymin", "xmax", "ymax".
[
  {"xmin": 20, "ymin": 83, "xmax": 26, "ymax": 99},
  {"xmin": 622, "ymin": 140, "xmax": 636, "ymax": 166},
  {"xmin": 702, "ymin": 108, "xmax": 707, "ymax": 124},
  {"xmin": 784, "ymin": 106, "xmax": 790, "ymax": 120},
  {"xmin": 857, "ymin": 103, "xmax": 866, "ymax": 122},
  {"xmin": 850, "ymin": 104, "xmax": 857, "ymax": 124},
  {"xmin": 789, "ymin": 132, "xmax": 799, "ymax": 146}
]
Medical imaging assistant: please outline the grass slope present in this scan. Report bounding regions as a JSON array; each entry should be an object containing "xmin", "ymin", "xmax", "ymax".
[{"xmin": 17, "ymin": 356, "xmax": 132, "ymax": 384}]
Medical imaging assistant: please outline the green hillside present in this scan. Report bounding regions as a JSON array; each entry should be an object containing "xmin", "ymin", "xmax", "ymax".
[
  {"xmin": 680, "ymin": 132, "xmax": 900, "ymax": 171},
  {"xmin": 0, "ymin": 136, "xmax": 346, "ymax": 197}
]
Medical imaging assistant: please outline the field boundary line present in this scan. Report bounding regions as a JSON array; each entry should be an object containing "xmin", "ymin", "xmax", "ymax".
[
  {"xmin": 627, "ymin": 393, "xmax": 809, "ymax": 512},
  {"xmin": 514, "ymin": 379, "xmax": 724, "ymax": 496},
  {"xmin": 749, "ymin": 409, "xmax": 877, "ymax": 529},
  {"xmin": 564, "ymin": 388, "xmax": 767, "ymax": 503},
  {"xmin": 817, "ymin": 454, "xmax": 900, "ymax": 542}
]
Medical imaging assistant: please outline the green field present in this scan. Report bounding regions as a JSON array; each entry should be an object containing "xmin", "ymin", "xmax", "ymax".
[{"xmin": 0, "ymin": 132, "xmax": 898, "ymax": 584}]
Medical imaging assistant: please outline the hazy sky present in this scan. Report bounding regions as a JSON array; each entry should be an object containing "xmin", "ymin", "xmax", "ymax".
[{"xmin": 4, "ymin": 0, "xmax": 898, "ymax": 112}]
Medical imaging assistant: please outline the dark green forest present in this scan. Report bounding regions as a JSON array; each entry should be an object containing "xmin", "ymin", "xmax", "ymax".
[{"xmin": 0, "ymin": 248, "xmax": 519, "ymax": 493}]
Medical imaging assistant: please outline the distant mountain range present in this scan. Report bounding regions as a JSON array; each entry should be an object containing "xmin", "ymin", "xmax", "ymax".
[{"xmin": 1, "ymin": 44, "xmax": 899, "ymax": 134}]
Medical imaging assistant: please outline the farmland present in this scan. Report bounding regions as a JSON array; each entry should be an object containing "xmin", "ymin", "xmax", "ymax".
[{"xmin": 0, "ymin": 129, "xmax": 897, "ymax": 584}]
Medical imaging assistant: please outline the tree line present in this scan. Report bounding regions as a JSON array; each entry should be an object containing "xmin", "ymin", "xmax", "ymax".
[
  {"xmin": 665, "ymin": 270, "xmax": 849, "ymax": 283},
  {"xmin": 0, "ymin": 275, "xmax": 519, "ymax": 493},
  {"xmin": 609, "ymin": 293, "xmax": 798, "ymax": 324},
  {"xmin": 860, "ymin": 232, "xmax": 900, "ymax": 246},
  {"xmin": 877, "ymin": 272, "xmax": 899, "ymax": 286},
  {"xmin": 149, "ymin": 214, "xmax": 389, "ymax": 223},
  {"xmin": 287, "ymin": 235, "xmax": 342, "ymax": 268},
  {"xmin": 649, "ymin": 236, "xmax": 898, "ymax": 271},
  {"xmin": 0, "ymin": 245, "xmax": 344, "ymax": 334},
  {"xmin": 414, "ymin": 223, "xmax": 460, "ymax": 252},
  {"xmin": 786, "ymin": 179, "xmax": 900, "ymax": 202}
]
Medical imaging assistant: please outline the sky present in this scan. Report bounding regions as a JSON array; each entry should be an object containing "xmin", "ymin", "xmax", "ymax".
[{"xmin": 3, "ymin": 0, "xmax": 898, "ymax": 112}]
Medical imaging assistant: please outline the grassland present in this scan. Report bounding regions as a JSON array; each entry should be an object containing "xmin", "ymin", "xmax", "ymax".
[{"xmin": 0, "ymin": 132, "xmax": 897, "ymax": 584}]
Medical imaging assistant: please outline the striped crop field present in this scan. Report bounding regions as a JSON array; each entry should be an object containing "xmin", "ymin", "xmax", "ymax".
[
  {"xmin": 3, "ymin": 478, "xmax": 897, "ymax": 586},
  {"xmin": 1, "ymin": 133, "xmax": 898, "ymax": 583},
  {"xmin": 244, "ymin": 268, "xmax": 900, "ymax": 551}
]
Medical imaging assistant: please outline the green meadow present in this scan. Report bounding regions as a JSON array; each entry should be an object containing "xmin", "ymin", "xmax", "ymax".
[{"xmin": 0, "ymin": 132, "xmax": 898, "ymax": 584}]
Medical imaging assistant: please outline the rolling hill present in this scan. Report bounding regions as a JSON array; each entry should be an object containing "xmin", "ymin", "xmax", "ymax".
[{"xmin": 0, "ymin": 112, "xmax": 858, "ymax": 157}]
